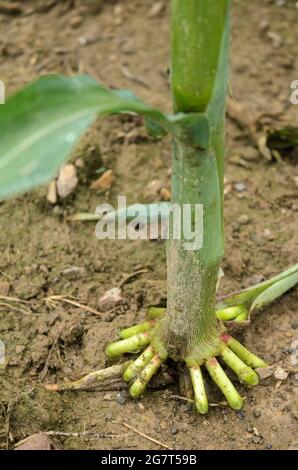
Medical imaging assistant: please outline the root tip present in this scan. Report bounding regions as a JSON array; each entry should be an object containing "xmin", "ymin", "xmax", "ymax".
[{"xmin": 220, "ymin": 334, "xmax": 231, "ymax": 344}]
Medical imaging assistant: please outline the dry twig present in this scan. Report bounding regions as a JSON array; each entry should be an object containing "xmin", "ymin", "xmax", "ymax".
[
  {"xmin": 45, "ymin": 295, "xmax": 104, "ymax": 317},
  {"xmin": 113, "ymin": 420, "xmax": 173, "ymax": 450}
]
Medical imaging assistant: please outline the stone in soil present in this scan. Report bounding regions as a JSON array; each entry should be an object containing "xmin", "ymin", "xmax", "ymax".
[{"xmin": 116, "ymin": 391, "xmax": 127, "ymax": 405}]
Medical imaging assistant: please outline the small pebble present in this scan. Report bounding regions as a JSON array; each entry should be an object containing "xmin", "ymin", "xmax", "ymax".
[
  {"xmin": 47, "ymin": 181, "xmax": 57, "ymax": 204},
  {"xmin": 274, "ymin": 366, "xmax": 288, "ymax": 381},
  {"xmin": 15, "ymin": 345, "xmax": 25, "ymax": 354},
  {"xmin": 259, "ymin": 19, "xmax": 269, "ymax": 33},
  {"xmin": 160, "ymin": 187, "xmax": 171, "ymax": 201},
  {"xmin": 75, "ymin": 158, "xmax": 85, "ymax": 168},
  {"xmin": 284, "ymin": 347, "xmax": 294, "ymax": 354},
  {"xmin": 234, "ymin": 181, "xmax": 247, "ymax": 192},
  {"xmin": 252, "ymin": 435, "xmax": 262, "ymax": 444},
  {"xmin": 171, "ymin": 426, "xmax": 178, "ymax": 435},
  {"xmin": 253, "ymin": 410, "xmax": 261, "ymax": 418},
  {"xmin": 105, "ymin": 412, "xmax": 113, "ymax": 422},
  {"xmin": 98, "ymin": 287, "xmax": 123, "ymax": 311},
  {"xmin": 57, "ymin": 164, "xmax": 78, "ymax": 198},
  {"xmin": 267, "ymin": 31, "xmax": 282, "ymax": 48},
  {"xmin": 238, "ymin": 214, "xmax": 250, "ymax": 225},
  {"xmin": 90, "ymin": 169, "xmax": 114, "ymax": 191},
  {"xmin": 257, "ymin": 365, "xmax": 274, "ymax": 381},
  {"xmin": 182, "ymin": 403, "xmax": 192, "ymax": 413},
  {"xmin": 46, "ymin": 311, "xmax": 59, "ymax": 326},
  {"xmin": 266, "ymin": 443, "xmax": 272, "ymax": 449},
  {"xmin": 223, "ymin": 415, "xmax": 228, "ymax": 424},
  {"xmin": 78, "ymin": 36, "xmax": 88, "ymax": 46},
  {"xmin": 143, "ymin": 179, "xmax": 164, "ymax": 201},
  {"xmin": 24, "ymin": 265, "xmax": 36, "ymax": 275},
  {"xmin": 242, "ymin": 146, "xmax": 259, "ymax": 161},
  {"xmin": 236, "ymin": 410, "xmax": 245, "ymax": 420},
  {"xmin": 263, "ymin": 228, "xmax": 275, "ymax": 240},
  {"xmin": 61, "ymin": 266, "xmax": 85, "ymax": 281},
  {"xmin": 52, "ymin": 205, "xmax": 63, "ymax": 215},
  {"xmin": 148, "ymin": 1, "xmax": 165, "ymax": 18},
  {"xmin": 159, "ymin": 420, "xmax": 167, "ymax": 431},
  {"xmin": 39, "ymin": 264, "xmax": 49, "ymax": 274},
  {"xmin": 70, "ymin": 16, "xmax": 83, "ymax": 29},
  {"xmin": 114, "ymin": 5, "xmax": 122, "ymax": 15},
  {"xmin": 116, "ymin": 392, "xmax": 126, "ymax": 405},
  {"xmin": 0, "ymin": 281, "xmax": 10, "ymax": 296}
]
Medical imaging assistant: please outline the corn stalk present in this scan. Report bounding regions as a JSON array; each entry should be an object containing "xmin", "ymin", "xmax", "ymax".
[{"xmin": 158, "ymin": 0, "xmax": 229, "ymax": 363}]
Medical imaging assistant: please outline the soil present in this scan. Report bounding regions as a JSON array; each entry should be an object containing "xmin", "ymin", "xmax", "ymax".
[{"xmin": 0, "ymin": 0, "xmax": 297, "ymax": 450}]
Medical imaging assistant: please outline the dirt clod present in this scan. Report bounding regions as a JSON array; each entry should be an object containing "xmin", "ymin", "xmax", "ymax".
[{"xmin": 98, "ymin": 287, "xmax": 123, "ymax": 311}]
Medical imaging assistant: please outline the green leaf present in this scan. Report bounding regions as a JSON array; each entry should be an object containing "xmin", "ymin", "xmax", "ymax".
[
  {"xmin": 145, "ymin": 117, "xmax": 168, "ymax": 139},
  {"xmin": 173, "ymin": 113, "xmax": 210, "ymax": 149},
  {"xmin": 171, "ymin": 0, "xmax": 229, "ymax": 113},
  {"xmin": 250, "ymin": 268, "xmax": 298, "ymax": 313},
  {"xmin": 206, "ymin": 1, "xmax": 230, "ymax": 122},
  {"xmin": 217, "ymin": 263, "xmax": 298, "ymax": 320},
  {"xmin": 0, "ymin": 75, "xmax": 179, "ymax": 200},
  {"xmin": 68, "ymin": 203, "xmax": 171, "ymax": 223}
]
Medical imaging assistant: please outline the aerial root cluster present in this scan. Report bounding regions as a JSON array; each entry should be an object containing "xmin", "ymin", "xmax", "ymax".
[{"xmin": 104, "ymin": 307, "xmax": 266, "ymax": 414}]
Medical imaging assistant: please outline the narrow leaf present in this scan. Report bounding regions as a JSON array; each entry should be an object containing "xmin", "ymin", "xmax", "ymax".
[
  {"xmin": 250, "ymin": 269, "xmax": 298, "ymax": 313},
  {"xmin": 0, "ymin": 75, "xmax": 178, "ymax": 199},
  {"xmin": 69, "ymin": 203, "xmax": 171, "ymax": 223},
  {"xmin": 217, "ymin": 263, "xmax": 298, "ymax": 319}
]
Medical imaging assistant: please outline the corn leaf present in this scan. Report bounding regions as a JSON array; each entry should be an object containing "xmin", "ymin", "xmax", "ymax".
[
  {"xmin": 0, "ymin": 75, "xmax": 189, "ymax": 199},
  {"xmin": 217, "ymin": 263, "xmax": 298, "ymax": 320}
]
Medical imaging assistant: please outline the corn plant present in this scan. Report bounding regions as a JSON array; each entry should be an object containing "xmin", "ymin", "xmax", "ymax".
[{"xmin": 0, "ymin": 0, "xmax": 297, "ymax": 413}]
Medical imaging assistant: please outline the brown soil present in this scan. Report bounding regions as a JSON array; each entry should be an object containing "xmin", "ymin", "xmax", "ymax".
[{"xmin": 0, "ymin": 0, "xmax": 297, "ymax": 450}]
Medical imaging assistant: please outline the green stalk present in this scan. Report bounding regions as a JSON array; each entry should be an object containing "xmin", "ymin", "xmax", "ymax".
[
  {"xmin": 157, "ymin": 1, "xmax": 230, "ymax": 362},
  {"xmin": 162, "ymin": 142, "xmax": 224, "ymax": 361},
  {"xmin": 171, "ymin": 0, "xmax": 228, "ymax": 113}
]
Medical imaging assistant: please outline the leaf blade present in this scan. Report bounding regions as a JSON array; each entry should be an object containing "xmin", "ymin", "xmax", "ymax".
[{"xmin": 0, "ymin": 75, "xmax": 174, "ymax": 199}]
